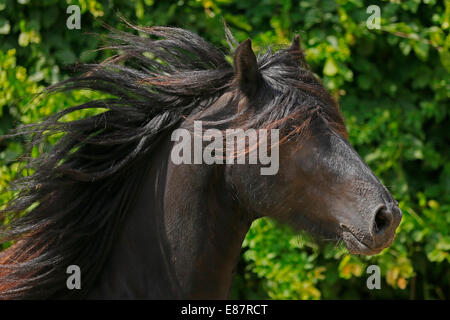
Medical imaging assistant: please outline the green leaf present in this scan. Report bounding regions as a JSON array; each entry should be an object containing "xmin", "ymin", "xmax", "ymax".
[
  {"xmin": 0, "ymin": 18, "xmax": 10, "ymax": 34},
  {"xmin": 412, "ymin": 41, "xmax": 429, "ymax": 60},
  {"xmin": 439, "ymin": 49, "xmax": 450, "ymax": 72},
  {"xmin": 323, "ymin": 58, "xmax": 338, "ymax": 76}
]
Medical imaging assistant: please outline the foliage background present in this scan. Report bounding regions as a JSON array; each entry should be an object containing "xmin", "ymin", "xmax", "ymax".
[{"xmin": 0, "ymin": 0, "xmax": 448, "ymax": 299}]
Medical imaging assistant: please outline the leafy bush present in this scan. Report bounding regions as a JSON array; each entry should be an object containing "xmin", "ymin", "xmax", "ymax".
[{"xmin": 0, "ymin": 0, "xmax": 448, "ymax": 299}]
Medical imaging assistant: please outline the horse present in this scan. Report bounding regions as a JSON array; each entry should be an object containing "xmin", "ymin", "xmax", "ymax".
[{"xmin": 0, "ymin": 22, "xmax": 402, "ymax": 299}]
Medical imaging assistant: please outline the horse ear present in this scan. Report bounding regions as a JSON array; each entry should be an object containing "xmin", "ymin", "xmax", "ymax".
[
  {"xmin": 289, "ymin": 34, "xmax": 308, "ymax": 68},
  {"xmin": 233, "ymin": 38, "xmax": 260, "ymax": 95},
  {"xmin": 290, "ymin": 34, "xmax": 301, "ymax": 51}
]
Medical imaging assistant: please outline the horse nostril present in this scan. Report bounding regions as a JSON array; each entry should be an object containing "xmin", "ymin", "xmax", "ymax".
[{"xmin": 373, "ymin": 207, "xmax": 391, "ymax": 234}]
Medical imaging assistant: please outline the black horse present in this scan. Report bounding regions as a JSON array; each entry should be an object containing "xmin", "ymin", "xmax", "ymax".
[{"xmin": 0, "ymin": 23, "xmax": 401, "ymax": 299}]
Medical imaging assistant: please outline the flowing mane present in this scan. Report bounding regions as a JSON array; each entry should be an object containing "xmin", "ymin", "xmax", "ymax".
[{"xmin": 0, "ymin": 22, "xmax": 346, "ymax": 299}]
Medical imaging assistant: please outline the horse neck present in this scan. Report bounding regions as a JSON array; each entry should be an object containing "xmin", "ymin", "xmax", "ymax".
[
  {"xmin": 163, "ymin": 158, "xmax": 252, "ymax": 298},
  {"xmin": 88, "ymin": 137, "xmax": 251, "ymax": 299}
]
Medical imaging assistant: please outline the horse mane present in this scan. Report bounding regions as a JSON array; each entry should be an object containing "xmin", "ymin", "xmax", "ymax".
[{"xmin": 0, "ymin": 21, "xmax": 347, "ymax": 299}]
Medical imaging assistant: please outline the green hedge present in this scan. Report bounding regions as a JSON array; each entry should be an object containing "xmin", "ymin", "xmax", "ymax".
[{"xmin": 0, "ymin": 0, "xmax": 448, "ymax": 299}]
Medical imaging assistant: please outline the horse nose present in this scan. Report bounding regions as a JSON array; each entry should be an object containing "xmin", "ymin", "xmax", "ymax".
[{"xmin": 371, "ymin": 204, "xmax": 402, "ymax": 247}]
